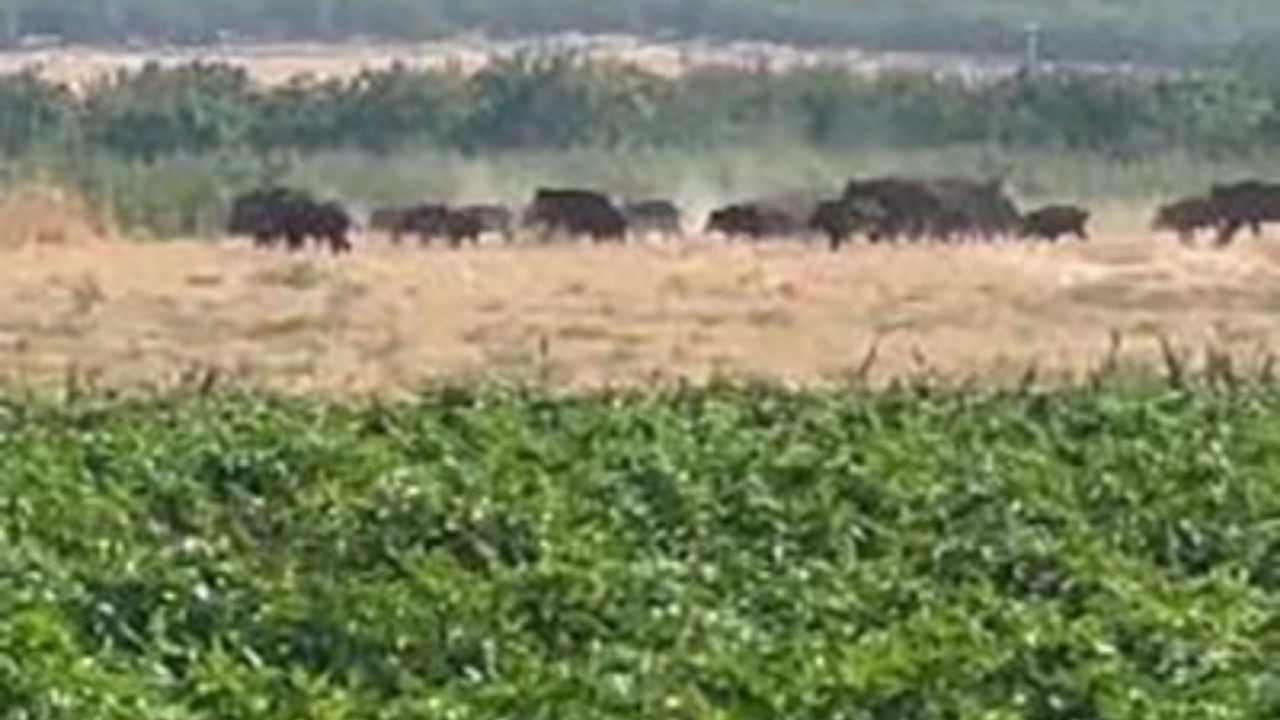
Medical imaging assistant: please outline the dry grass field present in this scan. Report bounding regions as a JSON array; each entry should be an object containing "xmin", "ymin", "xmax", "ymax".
[{"xmin": 0, "ymin": 190, "xmax": 1276, "ymax": 393}]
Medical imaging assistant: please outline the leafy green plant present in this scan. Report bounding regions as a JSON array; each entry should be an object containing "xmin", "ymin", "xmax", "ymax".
[
  {"xmin": 0, "ymin": 70, "xmax": 77, "ymax": 158},
  {"xmin": 83, "ymin": 62, "xmax": 255, "ymax": 162},
  {"xmin": 0, "ymin": 382, "xmax": 1278, "ymax": 717}
]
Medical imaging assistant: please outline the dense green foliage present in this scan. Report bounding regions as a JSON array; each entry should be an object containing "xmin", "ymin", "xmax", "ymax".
[
  {"xmin": 10, "ymin": 60, "xmax": 1280, "ymax": 161},
  {"xmin": 8, "ymin": 58, "xmax": 1278, "ymax": 236},
  {"xmin": 0, "ymin": 0, "xmax": 1276, "ymax": 70},
  {"xmin": 2, "ymin": 384, "xmax": 1279, "ymax": 718}
]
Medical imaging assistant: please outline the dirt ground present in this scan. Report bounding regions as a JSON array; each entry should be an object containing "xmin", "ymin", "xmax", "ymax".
[{"xmin": 0, "ymin": 213, "xmax": 1278, "ymax": 393}]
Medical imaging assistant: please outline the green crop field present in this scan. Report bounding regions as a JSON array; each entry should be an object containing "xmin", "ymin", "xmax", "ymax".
[{"xmin": 3, "ymin": 382, "xmax": 1279, "ymax": 718}]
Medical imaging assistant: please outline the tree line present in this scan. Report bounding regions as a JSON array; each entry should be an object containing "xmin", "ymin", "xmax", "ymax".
[{"xmin": 1, "ymin": 59, "xmax": 1278, "ymax": 164}]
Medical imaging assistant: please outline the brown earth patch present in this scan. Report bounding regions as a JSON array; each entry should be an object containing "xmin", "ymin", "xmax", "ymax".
[{"xmin": 0, "ymin": 217, "xmax": 1274, "ymax": 393}]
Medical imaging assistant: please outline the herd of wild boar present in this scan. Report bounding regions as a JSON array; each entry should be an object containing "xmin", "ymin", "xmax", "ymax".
[{"xmin": 226, "ymin": 177, "xmax": 1280, "ymax": 255}]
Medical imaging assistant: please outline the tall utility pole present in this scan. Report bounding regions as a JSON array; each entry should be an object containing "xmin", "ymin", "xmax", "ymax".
[{"xmin": 1022, "ymin": 22, "xmax": 1042, "ymax": 78}]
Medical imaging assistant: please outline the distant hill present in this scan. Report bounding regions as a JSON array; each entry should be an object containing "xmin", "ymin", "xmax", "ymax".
[{"xmin": 0, "ymin": 0, "xmax": 1273, "ymax": 70}]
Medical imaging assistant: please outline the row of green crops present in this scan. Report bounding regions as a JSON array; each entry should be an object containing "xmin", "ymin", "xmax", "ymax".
[{"xmin": 2, "ymin": 383, "xmax": 1279, "ymax": 718}]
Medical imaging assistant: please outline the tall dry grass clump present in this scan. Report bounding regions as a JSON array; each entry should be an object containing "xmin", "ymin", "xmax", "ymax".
[{"xmin": 0, "ymin": 183, "xmax": 118, "ymax": 249}]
